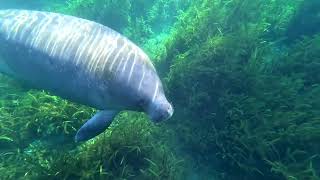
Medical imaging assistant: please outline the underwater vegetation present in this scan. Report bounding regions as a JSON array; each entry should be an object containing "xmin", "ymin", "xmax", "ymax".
[
  {"xmin": 1, "ymin": 0, "xmax": 320, "ymax": 179},
  {"xmin": 286, "ymin": 0, "xmax": 320, "ymax": 44},
  {"xmin": 0, "ymin": 75, "xmax": 182, "ymax": 179},
  {"xmin": 164, "ymin": 0, "xmax": 320, "ymax": 179}
]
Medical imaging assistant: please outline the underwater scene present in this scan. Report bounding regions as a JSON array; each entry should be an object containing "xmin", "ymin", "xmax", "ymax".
[{"xmin": 0, "ymin": 0, "xmax": 320, "ymax": 179}]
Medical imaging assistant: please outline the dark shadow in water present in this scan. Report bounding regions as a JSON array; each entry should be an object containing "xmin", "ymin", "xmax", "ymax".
[{"xmin": 286, "ymin": 0, "xmax": 320, "ymax": 43}]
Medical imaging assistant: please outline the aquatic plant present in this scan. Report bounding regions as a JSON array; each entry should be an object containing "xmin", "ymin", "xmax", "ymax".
[
  {"xmin": 0, "ymin": 75, "xmax": 93, "ymax": 148},
  {"xmin": 158, "ymin": 0, "xmax": 320, "ymax": 179},
  {"xmin": 52, "ymin": 0, "xmax": 190, "ymax": 46},
  {"xmin": 286, "ymin": 0, "xmax": 320, "ymax": 43},
  {"xmin": 1, "ymin": 0, "xmax": 320, "ymax": 179},
  {"xmin": 0, "ymin": 91, "xmax": 183, "ymax": 179},
  {"xmin": 1, "ymin": 0, "xmax": 188, "ymax": 179}
]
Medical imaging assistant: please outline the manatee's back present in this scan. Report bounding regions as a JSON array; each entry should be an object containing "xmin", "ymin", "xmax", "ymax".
[
  {"xmin": 0, "ymin": 10, "xmax": 123, "ymax": 107},
  {"xmin": 0, "ymin": 9, "xmax": 116, "ymax": 77},
  {"xmin": 0, "ymin": 9, "xmax": 154, "ymax": 81},
  {"xmin": 0, "ymin": 9, "xmax": 160, "ymax": 110}
]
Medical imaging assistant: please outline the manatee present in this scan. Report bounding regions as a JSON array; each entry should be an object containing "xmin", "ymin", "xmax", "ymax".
[{"xmin": 0, "ymin": 9, "xmax": 173, "ymax": 142}]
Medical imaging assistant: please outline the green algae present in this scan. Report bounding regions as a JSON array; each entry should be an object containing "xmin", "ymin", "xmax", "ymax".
[
  {"xmin": 1, "ymin": 0, "xmax": 320, "ymax": 179},
  {"xmin": 162, "ymin": 0, "xmax": 320, "ymax": 179},
  {"xmin": 0, "ymin": 78, "xmax": 183, "ymax": 179}
]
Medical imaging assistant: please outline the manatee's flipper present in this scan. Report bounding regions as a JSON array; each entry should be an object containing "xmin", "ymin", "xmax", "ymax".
[{"xmin": 75, "ymin": 110, "xmax": 119, "ymax": 142}]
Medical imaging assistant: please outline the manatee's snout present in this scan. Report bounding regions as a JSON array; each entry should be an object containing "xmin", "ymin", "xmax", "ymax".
[{"xmin": 147, "ymin": 96, "xmax": 174, "ymax": 123}]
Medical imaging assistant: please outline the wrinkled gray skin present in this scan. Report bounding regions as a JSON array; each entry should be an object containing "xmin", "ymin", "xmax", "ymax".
[{"xmin": 0, "ymin": 10, "xmax": 173, "ymax": 141}]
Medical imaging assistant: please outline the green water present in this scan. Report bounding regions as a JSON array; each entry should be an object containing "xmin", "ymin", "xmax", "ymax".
[
  {"xmin": 0, "ymin": 0, "xmax": 320, "ymax": 179},
  {"xmin": 0, "ymin": 0, "xmax": 65, "ymax": 10}
]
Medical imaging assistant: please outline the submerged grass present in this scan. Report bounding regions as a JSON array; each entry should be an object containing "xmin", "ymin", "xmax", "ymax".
[
  {"xmin": 0, "ymin": 83, "xmax": 182, "ymax": 179},
  {"xmin": 1, "ymin": 0, "xmax": 320, "ymax": 179},
  {"xmin": 162, "ymin": 0, "xmax": 320, "ymax": 179}
]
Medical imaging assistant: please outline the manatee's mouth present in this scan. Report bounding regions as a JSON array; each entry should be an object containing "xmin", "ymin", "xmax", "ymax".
[
  {"xmin": 166, "ymin": 102, "xmax": 174, "ymax": 120},
  {"xmin": 150, "ymin": 102, "xmax": 174, "ymax": 123}
]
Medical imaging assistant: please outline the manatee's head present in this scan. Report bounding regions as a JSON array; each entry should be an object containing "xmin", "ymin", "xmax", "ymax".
[
  {"xmin": 122, "ymin": 50, "xmax": 173, "ymax": 123},
  {"xmin": 147, "ymin": 94, "xmax": 174, "ymax": 123},
  {"xmin": 139, "ymin": 75, "xmax": 174, "ymax": 123}
]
